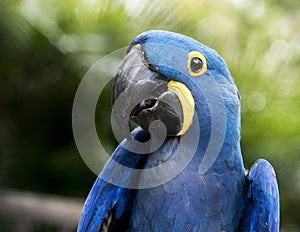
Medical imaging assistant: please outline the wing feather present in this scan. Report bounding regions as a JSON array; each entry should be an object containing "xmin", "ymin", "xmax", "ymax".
[
  {"xmin": 238, "ymin": 159, "xmax": 279, "ymax": 232},
  {"xmin": 77, "ymin": 128, "xmax": 149, "ymax": 232}
]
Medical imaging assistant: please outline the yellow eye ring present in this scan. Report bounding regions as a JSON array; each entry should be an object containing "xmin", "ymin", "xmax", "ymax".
[{"xmin": 187, "ymin": 51, "xmax": 207, "ymax": 77}]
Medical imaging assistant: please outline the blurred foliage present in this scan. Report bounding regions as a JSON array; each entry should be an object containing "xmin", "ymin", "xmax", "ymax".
[{"xmin": 0, "ymin": 0, "xmax": 299, "ymax": 231}]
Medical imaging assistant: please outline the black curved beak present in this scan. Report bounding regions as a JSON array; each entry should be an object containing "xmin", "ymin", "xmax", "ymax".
[{"xmin": 112, "ymin": 45, "xmax": 184, "ymax": 136}]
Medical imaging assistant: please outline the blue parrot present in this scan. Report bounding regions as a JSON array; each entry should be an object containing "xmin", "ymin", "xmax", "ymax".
[{"xmin": 77, "ymin": 30, "xmax": 279, "ymax": 232}]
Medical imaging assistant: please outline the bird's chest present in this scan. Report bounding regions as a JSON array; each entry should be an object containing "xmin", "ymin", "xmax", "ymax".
[{"xmin": 130, "ymin": 171, "xmax": 245, "ymax": 232}]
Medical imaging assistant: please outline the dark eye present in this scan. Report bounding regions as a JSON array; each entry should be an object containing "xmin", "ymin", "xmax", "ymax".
[
  {"xmin": 188, "ymin": 51, "xmax": 207, "ymax": 77},
  {"xmin": 190, "ymin": 57, "xmax": 203, "ymax": 73}
]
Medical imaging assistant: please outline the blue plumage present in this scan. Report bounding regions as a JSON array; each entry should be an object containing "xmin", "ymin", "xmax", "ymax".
[
  {"xmin": 77, "ymin": 30, "xmax": 279, "ymax": 232},
  {"xmin": 238, "ymin": 159, "xmax": 280, "ymax": 232}
]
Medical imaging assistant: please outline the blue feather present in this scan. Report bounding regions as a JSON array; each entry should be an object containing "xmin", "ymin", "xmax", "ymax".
[
  {"xmin": 238, "ymin": 159, "xmax": 280, "ymax": 232},
  {"xmin": 77, "ymin": 128, "xmax": 149, "ymax": 231},
  {"xmin": 77, "ymin": 30, "xmax": 279, "ymax": 232}
]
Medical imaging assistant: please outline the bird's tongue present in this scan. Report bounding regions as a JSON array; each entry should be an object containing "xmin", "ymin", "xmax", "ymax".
[{"xmin": 131, "ymin": 89, "xmax": 183, "ymax": 136}]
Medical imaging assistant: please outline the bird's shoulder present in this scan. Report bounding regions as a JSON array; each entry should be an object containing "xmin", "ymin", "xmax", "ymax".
[
  {"xmin": 77, "ymin": 128, "xmax": 150, "ymax": 232},
  {"xmin": 238, "ymin": 159, "xmax": 279, "ymax": 232}
]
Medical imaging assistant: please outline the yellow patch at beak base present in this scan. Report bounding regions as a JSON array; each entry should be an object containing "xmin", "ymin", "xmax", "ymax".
[{"xmin": 167, "ymin": 80, "xmax": 195, "ymax": 136}]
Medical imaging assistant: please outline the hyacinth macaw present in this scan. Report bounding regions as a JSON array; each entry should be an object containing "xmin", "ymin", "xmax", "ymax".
[{"xmin": 77, "ymin": 30, "xmax": 279, "ymax": 231}]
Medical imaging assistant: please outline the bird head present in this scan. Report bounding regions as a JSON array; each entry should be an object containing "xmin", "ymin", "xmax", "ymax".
[{"xmin": 112, "ymin": 30, "xmax": 240, "ymax": 139}]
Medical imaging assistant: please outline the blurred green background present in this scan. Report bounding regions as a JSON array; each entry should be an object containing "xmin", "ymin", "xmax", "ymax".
[{"xmin": 0, "ymin": 0, "xmax": 299, "ymax": 231}]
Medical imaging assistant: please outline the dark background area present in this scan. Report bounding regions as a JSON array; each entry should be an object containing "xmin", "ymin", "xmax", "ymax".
[{"xmin": 0, "ymin": 0, "xmax": 300, "ymax": 231}]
